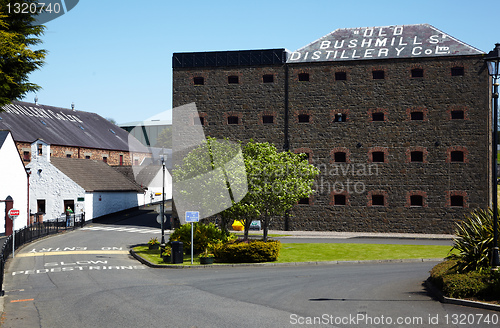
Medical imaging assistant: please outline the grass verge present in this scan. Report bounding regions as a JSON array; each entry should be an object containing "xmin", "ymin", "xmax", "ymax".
[{"xmin": 133, "ymin": 243, "xmax": 453, "ymax": 266}]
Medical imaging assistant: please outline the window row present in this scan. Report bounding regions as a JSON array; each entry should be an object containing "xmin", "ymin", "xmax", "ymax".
[
  {"xmin": 190, "ymin": 66, "xmax": 465, "ymax": 85},
  {"xmin": 299, "ymin": 191, "xmax": 468, "ymax": 208},
  {"xmin": 195, "ymin": 108, "xmax": 467, "ymax": 126},
  {"xmin": 324, "ymin": 147, "xmax": 468, "ymax": 163}
]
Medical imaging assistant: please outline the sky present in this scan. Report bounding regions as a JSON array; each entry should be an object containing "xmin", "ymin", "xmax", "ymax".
[{"xmin": 22, "ymin": 0, "xmax": 500, "ymax": 125}]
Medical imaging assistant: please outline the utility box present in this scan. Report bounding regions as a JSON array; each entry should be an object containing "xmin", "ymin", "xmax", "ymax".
[{"xmin": 171, "ymin": 241, "xmax": 183, "ymax": 264}]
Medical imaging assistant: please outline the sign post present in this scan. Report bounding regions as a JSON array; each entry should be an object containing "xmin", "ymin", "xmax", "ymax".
[
  {"xmin": 8, "ymin": 209, "xmax": 20, "ymax": 258},
  {"xmin": 185, "ymin": 211, "xmax": 200, "ymax": 264}
]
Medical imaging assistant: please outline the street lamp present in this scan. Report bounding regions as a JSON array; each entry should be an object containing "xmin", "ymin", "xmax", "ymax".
[
  {"xmin": 159, "ymin": 148, "xmax": 167, "ymax": 254},
  {"xmin": 484, "ymin": 43, "xmax": 500, "ymax": 269}
]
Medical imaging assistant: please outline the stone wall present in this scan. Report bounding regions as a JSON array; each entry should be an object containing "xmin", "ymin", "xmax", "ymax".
[{"xmin": 172, "ymin": 55, "xmax": 491, "ymax": 234}]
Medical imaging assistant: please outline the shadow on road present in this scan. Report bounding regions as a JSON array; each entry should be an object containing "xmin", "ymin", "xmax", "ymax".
[{"xmin": 92, "ymin": 206, "xmax": 164, "ymax": 229}]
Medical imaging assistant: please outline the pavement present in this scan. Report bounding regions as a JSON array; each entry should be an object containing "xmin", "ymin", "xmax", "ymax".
[{"xmin": 265, "ymin": 229, "xmax": 454, "ymax": 240}]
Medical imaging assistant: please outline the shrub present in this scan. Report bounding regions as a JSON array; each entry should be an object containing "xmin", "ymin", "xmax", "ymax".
[
  {"xmin": 430, "ymin": 260, "xmax": 500, "ymax": 301},
  {"xmin": 213, "ymin": 240, "xmax": 281, "ymax": 263},
  {"xmin": 168, "ymin": 222, "xmax": 232, "ymax": 254},
  {"xmin": 450, "ymin": 208, "xmax": 495, "ymax": 273}
]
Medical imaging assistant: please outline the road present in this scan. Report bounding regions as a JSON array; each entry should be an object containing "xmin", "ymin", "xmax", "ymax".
[{"xmin": 1, "ymin": 209, "xmax": 497, "ymax": 328}]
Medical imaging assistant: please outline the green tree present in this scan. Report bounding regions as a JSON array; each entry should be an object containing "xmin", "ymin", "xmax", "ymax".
[
  {"xmin": 242, "ymin": 141, "xmax": 319, "ymax": 241},
  {"xmin": 172, "ymin": 137, "xmax": 248, "ymax": 234},
  {"xmin": 0, "ymin": 1, "xmax": 46, "ymax": 107}
]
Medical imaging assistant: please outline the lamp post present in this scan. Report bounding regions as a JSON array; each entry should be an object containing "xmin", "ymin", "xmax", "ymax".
[
  {"xmin": 485, "ymin": 43, "xmax": 500, "ymax": 269},
  {"xmin": 159, "ymin": 149, "xmax": 167, "ymax": 254}
]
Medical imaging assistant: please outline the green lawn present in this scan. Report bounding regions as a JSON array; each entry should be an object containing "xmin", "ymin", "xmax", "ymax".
[
  {"xmin": 277, "ymin": 243, "xmax": 454, "ymax": 263},
  {"xmin": 133, "ymin": 243, "xmax": 454, "ymax": 266}
]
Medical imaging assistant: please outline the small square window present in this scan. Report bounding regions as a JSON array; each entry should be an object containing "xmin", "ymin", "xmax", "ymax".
[
  {"xmin": 262, "ymin": 115, "xmax": 274, "ymax": 124},
  {"xmin": 334, "ymin": 152, "xmax": 347, "ymax": 163},
  {"xmin": 335, "ymin": 72, "xmax": 347, "ymax": 80},
  {"xmin": 450, "ymin": 151, "xmax": 464, "ymax": 162},
  {"xmin": 372, "ymin": 194, "xmax": 385, "ymax": 206},
  {"xmin": 66, "ymin": 154, "xmax": 72, "ymax": 158},
  {"xmin": 227, "ymin": 116, "xmax": 239, "ymax": 124},
  {"xmin": 410, "ymin": 195, "xmax": 424, "ymax": 207},
  {"xmin": 451, "ymin": 110, "xmax": 465, "ymax": 120},
  {"xmin": 85, "ymin": 155, "xmax": 91, "ymax": 159},
  {"xmin": 333, "ymin": 113, "xmax": 347, "ymax": 122},
  {"xmin": 298, "ymin": 197, "xmax": 310, "ymax": 205},
  {"xmin": 450, "ymin": 195, "xmax": 464, "ymax": 207},
  {"xmin": 103, "ymin": 157, "xmax": 108, "ymax": 163},
  {"xmin": 372, "ymin": 151, "xmax": 385, "ymax": 163},
  {"xmin": 263, "ymin": 74, "xmax": 274, "ymax": 83},
  {"xmin": 411, "ymin": 111, "xmax": 424, "ymax": 121},
  {"xmin": 193, "ymin": 76, "xmax": 204, "ymax": 85},
  {"xmin": 411, "ymin": 68, "xmax": 424, "ymax": 78},
  {"xmin": 23, "ymin": 151, "xmax": 30, "ymax": 162},
  {"xmin": 410, "ymin": 151, "xmax": 424, "ymax": 162},
  {"xmin": 298, "ymin": 73, "xmax": 310, "ymax": 81},
  {"xmin": 228, "ymin": 75, "xmax": 239, "ymax": 84},
  {"xmin": 372, "ymin": 70, "xmax": 385, "ymax": 79},
  {"xmin": 298, "ymin": 114, "xmax": 310, "ymax": 123},
  {"xmin": 451, "ymin": 67, "xmax": 464, "ymax": 76},
  {"xmin": 334, "ymin": 194, "xmax": 347, "ymax": 206},
  {"xmin": 372, "ymin": 112, "xmax": 385, "ymax": 121}
]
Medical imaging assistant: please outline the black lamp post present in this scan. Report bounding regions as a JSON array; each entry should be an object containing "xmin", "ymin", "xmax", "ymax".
[
  {"xmin": 484, "ymin": 43, "xmax": 500, "ymax": 269},
  {"xmin": 159, "ymin": 149, "xmax": 167, "ymax": 254}
]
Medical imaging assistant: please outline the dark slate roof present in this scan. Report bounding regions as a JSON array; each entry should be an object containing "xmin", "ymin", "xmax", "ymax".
[
  {"xmin": 51, "ymin": 157, "xmax": 144, "ymax": 192},
  {"xmin": 173, "ymin": 49, "xmax": 287, "ymax": 68},
  {"xmin": 0, "ymin": 130, "xmax": 9, "ymax": 148},
  {"xmin": 287, "ymin": 24, "xmax": 484, "ymax": 64},
  {"xmin": 0, "ymin": 101, "xmax": 147, "ymax": 152}
]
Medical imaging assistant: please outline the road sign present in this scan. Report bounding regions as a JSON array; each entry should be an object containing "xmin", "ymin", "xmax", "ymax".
[
  {"xmin": 156, "ymin": 214, "xmax": 167, "ymax": 224},
  {"xmin": 185, "ymin": 211, "xmax": 199, "ymax": 223},
  {"xmin": 8, "ymin": 209, "xmax": 20, "ymax": 220}
]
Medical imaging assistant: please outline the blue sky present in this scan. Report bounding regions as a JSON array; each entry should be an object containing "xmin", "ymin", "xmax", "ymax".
[{"xmin": 24, "ymin": 0, "xmax": 500, "ymax": 124}]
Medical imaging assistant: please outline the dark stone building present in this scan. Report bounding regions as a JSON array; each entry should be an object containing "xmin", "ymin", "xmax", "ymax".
[{"xmin": 172, "ymin": 24, "xmax": 492, "ymax": 234}]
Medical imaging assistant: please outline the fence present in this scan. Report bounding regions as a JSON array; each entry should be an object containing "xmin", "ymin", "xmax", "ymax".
[{"xmin": 0, "ymin": 213, "xmax": 85, "ymax": 296}]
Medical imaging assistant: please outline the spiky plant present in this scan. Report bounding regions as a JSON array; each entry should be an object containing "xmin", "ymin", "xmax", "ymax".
[{"xmin": 450, "ymin": 208, "xmax": 495, "ymax": 273}]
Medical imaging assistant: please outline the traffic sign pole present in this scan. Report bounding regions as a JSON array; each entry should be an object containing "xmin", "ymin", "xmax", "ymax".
[
  {"xmin": 185, "ymin": 211, "xmax": 200, "ymax": 265},
  {"xmin": 8, "ymin": 209, "xmax": 19, "ymax": 258}
]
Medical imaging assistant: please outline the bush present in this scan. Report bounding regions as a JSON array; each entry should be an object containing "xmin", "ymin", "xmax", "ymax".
[
  {"xmin": 430, "ymin": 260, "xmax": 500, "ymax": 301},
  {"xmin": 213, "ymin": 240, "xmax": 281, "ymax": 263},
  {"xmin": 168, "ymin": 222, "xmax": 232, "ymax": 254},
  {"xmin": 450, "ymin": 208, "xmax": 495, "ymax": 273}
]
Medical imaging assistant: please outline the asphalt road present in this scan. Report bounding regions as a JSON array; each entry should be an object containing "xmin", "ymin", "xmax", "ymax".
[{"xmin": 1, "ymin": 210, "xmax": 497, "ymax": 328}]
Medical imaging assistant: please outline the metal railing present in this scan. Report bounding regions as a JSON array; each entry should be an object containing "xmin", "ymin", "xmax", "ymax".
[{"xmin": 0, "ymin": 213, "xmax": 85, "ymax": 296}]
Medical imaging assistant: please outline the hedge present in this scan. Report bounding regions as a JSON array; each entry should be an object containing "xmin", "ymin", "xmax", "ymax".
[
  {"xmin": 213, "ymin": 240, "xmax": 281, "ymax": 263},
  {"xmin": 430, "ymin": 259, "xmax": 500, "ymax": 301}
]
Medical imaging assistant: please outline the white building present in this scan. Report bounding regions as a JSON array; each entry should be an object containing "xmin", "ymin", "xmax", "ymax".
[
  {"xmin": 26, "ymin": 140, "xmax": 145, "ymax": 221},
  {"xmin": 0, "ymin": 131, "xmax": 28, "ymax": 234}
]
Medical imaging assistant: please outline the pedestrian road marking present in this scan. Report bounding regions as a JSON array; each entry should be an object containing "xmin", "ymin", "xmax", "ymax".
[
  {"xmin": 82, "ymin": 226, "xmax": 166, "ymax": 234},
  {"xmin": 16, "ymin": 250, "xmax": 128, "ymax": 257}
]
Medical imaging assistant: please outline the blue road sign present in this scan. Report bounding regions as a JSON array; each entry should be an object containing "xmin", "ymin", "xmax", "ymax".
[{"xmin": 185, "ymin": 211, "xmax": 200, "ymax": 223}]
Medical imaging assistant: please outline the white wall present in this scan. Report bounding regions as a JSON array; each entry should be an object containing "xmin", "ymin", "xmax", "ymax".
[
  {"xmin": 26, "ymin": 141, "xmax": 86, "ymax": 221},
  {"xmin": 0, "ymin": 132, "xmax": 28, "ymax": 232},
  {"xmin": 145, "ymin": 168, "xmax": 172, "ymax": 204},
  {"xmin": 90, "ymin": 191, "xmax": 143, "ymax": 219}
]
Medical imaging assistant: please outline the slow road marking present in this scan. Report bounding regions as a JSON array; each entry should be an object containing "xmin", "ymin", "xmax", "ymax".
[{"xmin": 16, "ymin": 250, "xmax": 128, "ymax": 257}]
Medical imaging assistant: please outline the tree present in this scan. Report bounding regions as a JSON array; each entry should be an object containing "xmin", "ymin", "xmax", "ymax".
[
  {"xmin": 242, "ymin": 141, "xmax": 319, "ymax": 241},
  {"xmin": 0, "ymin": 0, "xmax": 46, "ymax": 107},
  {"xmin": 172, "ymin": 138, "xmax": 319, "ymax": 241},
  {"xmin": 172, "ymin": 137, "xmax": 248, "ymax": 234}
]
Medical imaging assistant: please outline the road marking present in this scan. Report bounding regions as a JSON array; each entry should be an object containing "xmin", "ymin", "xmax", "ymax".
[
  {"xmin": 16, "ymin": 250, "xmax": 128, "ymax": 258},
  {"xmin": 10, "ymin": 299, "xmax": 34, "ymax": 303},
  {"xmin": 82, "ymin": 226, "xmax": 165, "ymax": 234}
]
